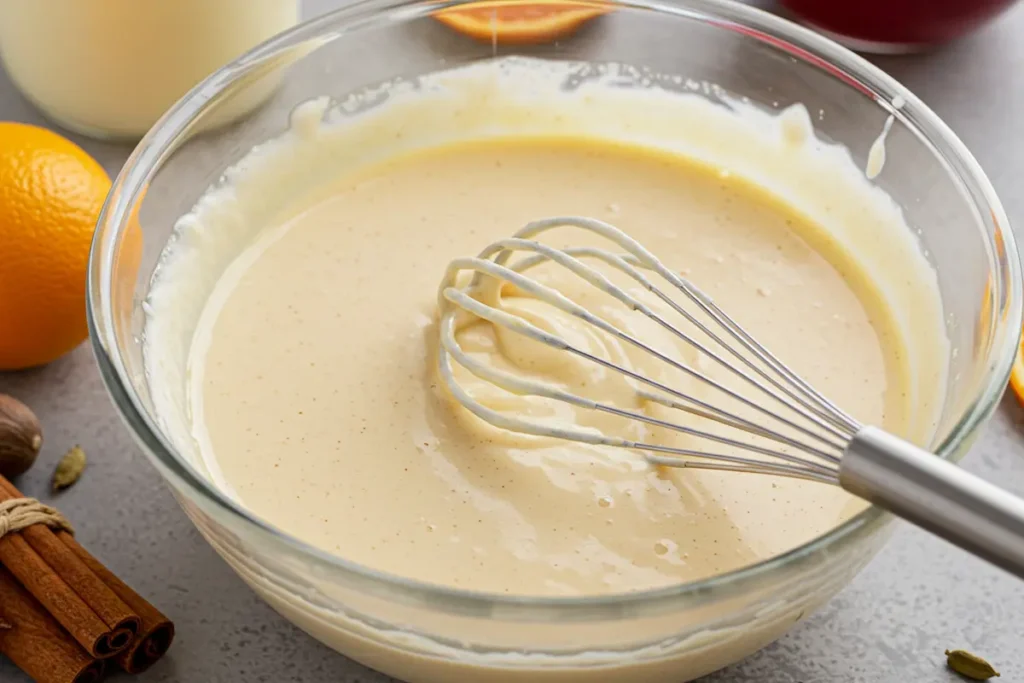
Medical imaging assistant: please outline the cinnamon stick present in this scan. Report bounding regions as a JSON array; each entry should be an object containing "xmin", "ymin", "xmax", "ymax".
[
  {"xmin": 0, "ymin": 480, "xmax": 140, "ymax": 642},
  {"xmin": 0, "ymin": 477, "xmax": 138, "ymax": 658},
  {"xmin": 0, "ymin": 566, "xmax": 105, "ymax": 683},
  {"xmin": 62, "ymin": 534, "xmax": 175, "ymax": 674}
]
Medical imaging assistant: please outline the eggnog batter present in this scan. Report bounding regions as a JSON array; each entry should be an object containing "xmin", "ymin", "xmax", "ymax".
[
  {"xmin": 185, "ymin": 137, "xmax": 895, "ymax": 594},
  {"xmin": 144, "ymin": 58, "xmax": 947, "ymax": 682}
]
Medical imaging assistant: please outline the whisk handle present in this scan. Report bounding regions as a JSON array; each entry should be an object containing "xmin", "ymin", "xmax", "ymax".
[{"xmin": 840, "ymin": 426, "xmax": 1024, "ymax": 580}]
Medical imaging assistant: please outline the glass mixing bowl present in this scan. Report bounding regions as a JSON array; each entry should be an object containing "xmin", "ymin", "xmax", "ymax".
[{"xmin": 87, "ymin": 1, "xmax": 1021, "ymax": 681}]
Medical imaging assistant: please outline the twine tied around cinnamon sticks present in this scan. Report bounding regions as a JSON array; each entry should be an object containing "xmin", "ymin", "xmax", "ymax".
[
  {"xmin": 0, "ymin": 498, "xmax": 74, "ymax": 538},
  {"xmin": 0, "ymin": 476, "xmax": 174, "ymax": 683}
]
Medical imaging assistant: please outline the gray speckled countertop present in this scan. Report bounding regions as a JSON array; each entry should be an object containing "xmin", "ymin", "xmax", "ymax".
[{"xmin": 2, "ymin": 1, "xmax": 1024, "ymax": 682}]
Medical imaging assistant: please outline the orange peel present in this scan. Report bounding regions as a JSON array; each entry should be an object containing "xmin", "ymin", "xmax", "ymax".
[{"xmin": 1010, "ymin": 324, "xmax": 1024, "ymax": 407}]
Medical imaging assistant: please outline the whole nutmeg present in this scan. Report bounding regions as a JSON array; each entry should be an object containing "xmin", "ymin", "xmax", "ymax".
[{"xmin": 0, "ymin": 394, "xmax": 43, "ymax": 478}]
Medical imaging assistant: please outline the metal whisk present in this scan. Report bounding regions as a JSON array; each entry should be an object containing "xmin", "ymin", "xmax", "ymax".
[{"xmin": 437, "ymin": 216, "xmax": 1024, "ymax": 579}]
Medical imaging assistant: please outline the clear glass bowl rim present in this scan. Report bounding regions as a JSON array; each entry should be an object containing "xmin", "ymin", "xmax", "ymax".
[{"xmin": 88, "ymin": 0, "xmax": 1023, "ymax": 620}]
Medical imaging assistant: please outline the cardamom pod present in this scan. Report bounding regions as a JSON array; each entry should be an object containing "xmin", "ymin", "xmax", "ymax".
[
  {"xmin": 52, "ymin": 445, "xmax": 87, "ymax": 492},
  {"xmin": 946, "ymin": 649, "xmax": 1000, "ymax": 680}
]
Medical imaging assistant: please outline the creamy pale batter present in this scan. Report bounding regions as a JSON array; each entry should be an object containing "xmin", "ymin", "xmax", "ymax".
[
  {"xmin": 143, "ymin": 58, "xmax": 948, "ymax": 681},
  {"xmin": 188, "ymin": 137, "xmax": 896, "ymax": 595}
]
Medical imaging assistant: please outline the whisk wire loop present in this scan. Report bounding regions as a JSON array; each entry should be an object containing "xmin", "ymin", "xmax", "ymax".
[
  {"xmin": 442, "ymin": 258, "xmax": 844, "ymax": 460},
  {"xmin": 437, "ymin": 216, "xmax": 862, "ymax": 482}
]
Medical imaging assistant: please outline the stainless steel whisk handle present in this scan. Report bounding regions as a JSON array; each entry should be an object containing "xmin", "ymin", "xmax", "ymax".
[{"xmin": 840, "ymin": 426, "xmax": 1024, "ymax": 579}]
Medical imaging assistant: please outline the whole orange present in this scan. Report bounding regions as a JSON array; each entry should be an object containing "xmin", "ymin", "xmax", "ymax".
[{"xmin": 0, "ymin": 123, "xmax": 111, "ymax": 370}]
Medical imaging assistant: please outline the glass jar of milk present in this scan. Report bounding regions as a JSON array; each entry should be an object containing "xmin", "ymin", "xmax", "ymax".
[{"xmin": 0, "ymin": 0, "xmax": 299, "ymax": 140}]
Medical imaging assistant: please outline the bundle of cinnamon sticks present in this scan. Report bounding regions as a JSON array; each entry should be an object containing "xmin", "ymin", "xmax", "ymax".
[{"xmin": 0, "ymin": 474, "xmax": 174, "ymax": 683}]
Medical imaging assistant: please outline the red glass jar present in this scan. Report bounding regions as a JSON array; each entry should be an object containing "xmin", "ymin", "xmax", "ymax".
[{"xmin": 780, "ymin": 0, "xmax": 1019, "ymax": 52}]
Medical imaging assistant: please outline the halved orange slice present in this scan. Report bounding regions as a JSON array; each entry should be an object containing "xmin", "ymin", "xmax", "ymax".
[{"xmin": 434, "ymin": 1, "xmax": 610, "ymax": 45}]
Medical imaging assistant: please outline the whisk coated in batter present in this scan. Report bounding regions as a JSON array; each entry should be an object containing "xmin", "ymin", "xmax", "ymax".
[{"xmin": 437, "ymin": 216, "xmax": 1024, "ymax": 578}]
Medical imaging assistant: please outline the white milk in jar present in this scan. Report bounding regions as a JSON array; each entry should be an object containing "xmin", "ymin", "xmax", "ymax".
[{"xmin": 0, "ymin": 0, "xmax": 298, "ymax": 139}]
